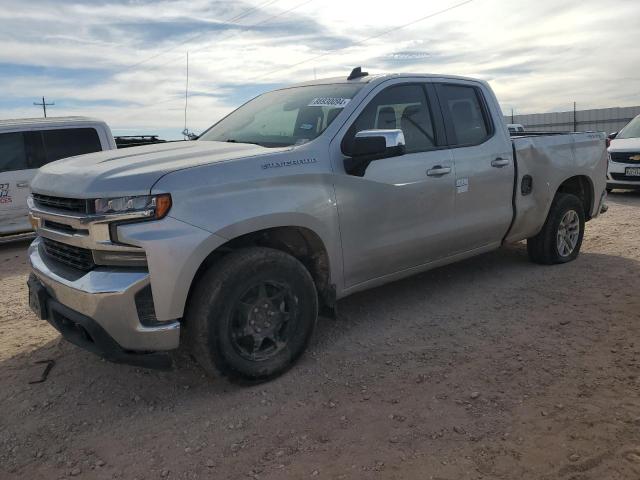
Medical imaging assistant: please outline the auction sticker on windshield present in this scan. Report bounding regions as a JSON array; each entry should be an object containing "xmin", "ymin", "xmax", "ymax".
[{"xmin": 308, "ymin": 97, "xmax": 351, "ymax": 108}]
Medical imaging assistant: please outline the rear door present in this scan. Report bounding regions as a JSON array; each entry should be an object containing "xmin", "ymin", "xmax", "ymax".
[
  {"xmin": 0, "ymin": 132, "xmax": 35, "ymax": 234},
  {"xmin": 435, "ymin": 82, "xmax": 515, "ymax": 253}
]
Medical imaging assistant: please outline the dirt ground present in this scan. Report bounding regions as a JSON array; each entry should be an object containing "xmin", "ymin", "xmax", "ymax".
[{"xmin": 1, "ymin": 192, "xmax": 639, "ymax": 480}]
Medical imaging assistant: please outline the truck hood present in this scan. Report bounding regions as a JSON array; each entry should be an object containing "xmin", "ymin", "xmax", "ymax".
[
  {"xmin": 609, "ymin": 137, "xmax": 640, "ymax": 152},
  {"xmin": 31, "ymin": 141, "xmax": 289, "ymax": 198}
]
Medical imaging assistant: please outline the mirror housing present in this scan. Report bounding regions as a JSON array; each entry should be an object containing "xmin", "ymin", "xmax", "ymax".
[
  {"xmin": 608, "ymin": 131, "xmax": 618, "ymax": 140},
  {"xmin": 344, "ymin": 129, "xmax": 406, "ymax": 176}
]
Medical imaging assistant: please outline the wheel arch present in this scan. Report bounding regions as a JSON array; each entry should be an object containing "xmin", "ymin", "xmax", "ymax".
[
  {"xmin": 183, "ymin": 223, "xmax": 337, "ymax": 325},
  {"xmin": 555, "ymin": 174, "xmax": 595, "ymax": 220}
]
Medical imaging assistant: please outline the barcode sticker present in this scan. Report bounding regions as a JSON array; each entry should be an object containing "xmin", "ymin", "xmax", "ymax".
[{"xmin": 308, "ymin": 97, "xmax": 351, "ymax": 108}]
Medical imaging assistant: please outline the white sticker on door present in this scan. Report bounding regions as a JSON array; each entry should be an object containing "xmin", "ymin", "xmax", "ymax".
[
  {"xmin": 456, "ymin": 178, "xmax": 469, "ymax": 194},
  {"xmin": 308, "ymin": 97, "xmax": 351, "ymax": 108}
]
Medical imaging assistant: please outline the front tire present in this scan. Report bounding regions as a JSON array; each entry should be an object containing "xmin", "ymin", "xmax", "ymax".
[
  {"xmin": 527, "ymin": 193, "xmax": 585, "ymax": 265},
  {"xmin": 185, "ymin": 247, "xmax": 318, "ymax": 382}
]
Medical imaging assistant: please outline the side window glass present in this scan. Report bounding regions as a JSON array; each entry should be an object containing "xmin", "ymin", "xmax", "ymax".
[
  {"xmin": 40, "ymin": 128, "xmax": 102, "ymax": 166},
  {"xmin": 0, "ymin": 132, "xmax": 28, "ymax": 173},
  {"xmin": 439, "ymin": 85, "xmax": 491, "ymax": 146},
  {"xmin": 343, "ymin": 84, "xmax": 436, "ymax": 155},
  {"xmin": 24, "ymin": 131, "xmax": 47, "ymax": 169}
]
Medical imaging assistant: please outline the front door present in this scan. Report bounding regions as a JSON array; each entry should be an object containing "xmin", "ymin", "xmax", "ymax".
[{"xmin": 332, "ymin": 82, "xmax": 457, "ymax": 288}]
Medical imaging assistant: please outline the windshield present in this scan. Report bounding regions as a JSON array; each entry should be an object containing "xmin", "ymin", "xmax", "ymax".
[
  {"xmin": 198, "ymin": 84, "xmax": 364, "ymax": 147},
  {"xmin": 617, "ymin": 115, "xmax": 640, "ymax": 139}
]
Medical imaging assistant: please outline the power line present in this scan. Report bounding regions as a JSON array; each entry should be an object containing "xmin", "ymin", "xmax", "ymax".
[
  {"xmin": 136, "ymin": 0, "xmax": 476, "ymax": 115},
  {"xmin": 135, "ymin": 0, "xmax": 315, "ymax": 109},
  {"xmin": 113, "ymin": 0, "xmax": 280, "ymax": 76},
  {"xmin": 133, "ymin": 0, "xmax": 314, "ymax": 75},
  {"xmin": 226, "ymin": 0, "xmax": 280, "ymax": 23},
  {"xmin": 255, "ymin": 0, "xmax": 477, "ymax": 80}
]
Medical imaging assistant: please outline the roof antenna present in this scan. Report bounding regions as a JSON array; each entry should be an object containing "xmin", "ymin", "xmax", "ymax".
[
  {"xmin": 347, "ymin": 66, "xmax": 368, "ymax": 80},
  {"xmin": 182, "ymin": 51, "xmax": 197, "ymax": 140}
]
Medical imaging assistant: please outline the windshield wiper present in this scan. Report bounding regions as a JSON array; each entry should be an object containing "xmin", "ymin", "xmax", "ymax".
[{"xmin": 225, "ymin": 139, "xmax": 263, "ymax": 146}]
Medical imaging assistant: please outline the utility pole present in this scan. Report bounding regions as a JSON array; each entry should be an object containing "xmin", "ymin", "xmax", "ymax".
[
  {"xmin": 511, "ymin": 108, "xmax": 514, "ymax": 124},
  {"xmin": 573, "ymin": 101, "xmax": 577, "ymax": 132},
  {"xmin": 34, "ymin": 96, "xmax": 54, "ymax": 118}
]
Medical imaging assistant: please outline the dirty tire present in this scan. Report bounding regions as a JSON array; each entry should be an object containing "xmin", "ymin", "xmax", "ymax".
[
  {"xmin": 527, "ymin": 193, "xmax": 585, "ymax": 265},
  {"xmin": 185, "ymin": 247, "xmax": 318, "ymax": 382}
]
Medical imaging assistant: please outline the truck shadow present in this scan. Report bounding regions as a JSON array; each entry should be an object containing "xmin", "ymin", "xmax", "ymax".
[
  {"xmin": 2, "ymin": 242, "xmax": 640, "ymax": 477},
  {"xmin": 2, "ymin": 243, "xmax": 638, "ymax": 394}
]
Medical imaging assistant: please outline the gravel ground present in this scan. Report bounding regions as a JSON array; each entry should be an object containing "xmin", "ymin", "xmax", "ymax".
[{"xmin": 1, "ymin": 192, "xmax": 639, "ymax": 480}]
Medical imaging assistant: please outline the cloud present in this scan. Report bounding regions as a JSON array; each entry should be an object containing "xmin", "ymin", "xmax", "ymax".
[{"xmin": 1, "ymin": 0, "xmax": 639, "ymax": 138}]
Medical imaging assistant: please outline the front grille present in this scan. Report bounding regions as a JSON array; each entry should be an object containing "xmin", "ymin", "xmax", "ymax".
[
  {"xmin": 610, "ymin": 172, "xmax": 640, "ymax": 182},
  {"xmin": 610, "ymin": 152, "xmax": 640, "ymax": 164},
  {"xmin": 43, "ymin": 220, "xmax": 86, "ymax": 235},
  {"xmin": 33, "ymin": 194, "xmax": 91, "ymax": 214},
  {"xmin": 42, "ymin": 238, "xmax": 95, "ymax": 272}
]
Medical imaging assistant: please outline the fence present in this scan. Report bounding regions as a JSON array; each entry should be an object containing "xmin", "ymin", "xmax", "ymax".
[{"xmin": 503, "ymin": 106, "xmax": 640, "ymax": 134}]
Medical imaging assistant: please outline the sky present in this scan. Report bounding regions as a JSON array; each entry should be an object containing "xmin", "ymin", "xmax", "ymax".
[{"xmin": 1, "ymin": 0, "xmax": 639, "ymax": 139}]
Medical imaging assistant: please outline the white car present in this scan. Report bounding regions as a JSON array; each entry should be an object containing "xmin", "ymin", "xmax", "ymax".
[
  {"xmin": 607, "ymin": 114, "xmax": 640, "ymax": 191},
  {"xmin": 0, "ymin": 117, "xmax": 115, "ymax": 235}
]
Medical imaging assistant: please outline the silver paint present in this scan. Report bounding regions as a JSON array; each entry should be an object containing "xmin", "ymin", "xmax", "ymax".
[{"xmin": 27, "ymin": 73, "xmax": 608, "ymax": 353}]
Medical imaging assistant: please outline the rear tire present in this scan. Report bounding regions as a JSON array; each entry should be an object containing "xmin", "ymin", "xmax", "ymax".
[
  {"xmin": 185, "ymin": 247, "xmax": 318, "ymax": 382},
  {"xmin": 527, "ymin": 193, "xmax": 585, "ymax": 265}
]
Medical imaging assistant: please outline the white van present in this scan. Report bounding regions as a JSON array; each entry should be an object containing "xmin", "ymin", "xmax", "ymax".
[{"xmin": 0, "ymin": 117, "xmax": 115, "ymax": 235}]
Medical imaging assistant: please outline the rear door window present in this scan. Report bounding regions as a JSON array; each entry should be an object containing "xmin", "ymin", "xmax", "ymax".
[
  {"xmin": 37, "ymin": 128, "xmax": 102, "ymax": 167},
  {"xmin": 24, "ymin": 131, "xmax": 47, "ymax": 169},
  {"xmin": 0, "ymin": 132, "xmax": 28, "ymax": 173},
  {"xmin": 437, "ymin": 84, "xmax": 493, "ymax": 146}
]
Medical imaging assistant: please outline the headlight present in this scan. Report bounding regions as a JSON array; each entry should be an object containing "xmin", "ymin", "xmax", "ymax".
[{"xmin": 94, "ymin": 194, "xmax": 172, "ymax": 219}]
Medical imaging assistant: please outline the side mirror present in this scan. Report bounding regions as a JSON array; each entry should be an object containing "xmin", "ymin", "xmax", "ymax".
[
  {"xmin": 344, "ymin": 129, "xmax": 406, "ymax": 176},
  {"xmin": 608, "ymin": 132, "xmax": 618, "ymax": 140}
]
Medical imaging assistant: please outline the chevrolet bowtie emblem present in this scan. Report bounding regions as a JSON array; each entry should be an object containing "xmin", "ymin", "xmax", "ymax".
[{"xmin": 630, "ymin": 155, "xmax": 640, "ymax": 161}]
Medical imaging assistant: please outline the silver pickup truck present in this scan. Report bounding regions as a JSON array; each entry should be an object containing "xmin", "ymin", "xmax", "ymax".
[{"xmin": 26, "ymin": 69, "xmax": 608, "ymax": 381}]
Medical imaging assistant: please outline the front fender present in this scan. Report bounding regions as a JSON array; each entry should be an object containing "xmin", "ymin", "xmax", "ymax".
[
  {"xmin": 153, "ymin": 162, "xmax": 344, "ymax": 295},
  {"xmin": 118, "ymin": 217, "xmax": 227, "ymax": 321}
]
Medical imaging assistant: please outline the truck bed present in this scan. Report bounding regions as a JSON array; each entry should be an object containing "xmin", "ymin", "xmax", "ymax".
[{"xmin": 505, "ymin": 132, "xmax": 608, "ymax": 243}]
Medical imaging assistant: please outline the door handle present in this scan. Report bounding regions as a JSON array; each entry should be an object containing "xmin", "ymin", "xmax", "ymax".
[
  {"xmin": 16, "ymin": 182, "xmax": 30, "ymax": 188},
  {"xmin": 426, "ymin": 166, "xmax": 452, "ymax": 177},
  {"xmin": 491, "ymin": 157, "xmax": 510, "ymax": 168}
]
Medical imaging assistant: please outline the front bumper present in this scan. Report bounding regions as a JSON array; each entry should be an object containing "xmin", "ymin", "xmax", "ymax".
[
  {"xmin": 607, "ymin": 180, "xmax": 640, "ymax": 190},
  {"xmin": 607, "ymin": 162, "xmax": 640, "ymax": 190},
  {"xmin": 28, "ymin": 238, "xmax": 180, "ymax": 367}
]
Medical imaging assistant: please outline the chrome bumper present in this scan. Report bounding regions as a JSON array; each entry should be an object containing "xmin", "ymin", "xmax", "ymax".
[{"xmin": 29, "ymin": 237, "xmax": 180, "ymax": 352}]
